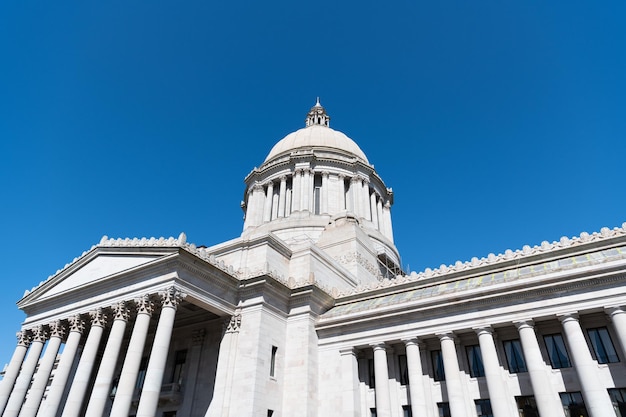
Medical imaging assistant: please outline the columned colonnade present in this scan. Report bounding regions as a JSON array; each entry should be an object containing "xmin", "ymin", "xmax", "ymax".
[
  {"xmin": 0, "ymin": 286, "xmax": 187, "ymax": 417},
  {"xmin": 244, "ymin": 168, "xmax": 393, "ymax": 240},
  {"xmin": 343, "ymin": 307, "xmax": 626, "ymax": 417}
]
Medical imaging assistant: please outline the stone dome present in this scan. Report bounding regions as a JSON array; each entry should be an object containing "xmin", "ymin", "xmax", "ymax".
[{"xmin": 263, "ymin": 99, "xmax": 369, "ymax": 164}]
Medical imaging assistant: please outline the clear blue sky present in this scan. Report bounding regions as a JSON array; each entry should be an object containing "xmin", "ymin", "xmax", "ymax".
[{"xmin": 1, "ymin": 1, "xmax": 624, "ymax": 364}]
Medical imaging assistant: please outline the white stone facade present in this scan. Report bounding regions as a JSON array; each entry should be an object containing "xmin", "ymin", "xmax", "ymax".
[{"xmin": 1, "ymin": 101, "xmax": 625, "ymax": 417}]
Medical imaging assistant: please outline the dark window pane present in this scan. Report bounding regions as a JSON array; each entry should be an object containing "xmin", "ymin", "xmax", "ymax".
[
  {"xmin": 466, "ymin": 345, "xmax": 485, "ymax": 377},
  {"xmin": 475, "ymin": 399, "xmax": 493, "ymax": 417},
  {"xmin": 432, "ymin": 350, "xmax": 445, "ymax": 381},
  {"xmin": 544, "ymin": 334, "xmax": 571, "ymax": 368},
  {"xmin": 560, "ymin": 391, "xmax": 589, "ymax": 417},
  {"xmin": 588, "ymin": 327, "xmax": 619, "ymax": 364},
  {"xmin": 398, "ymin": 354, "xmax": 409, "ymax": 385},
  {"xmin": 504, "ymin": 339, "xmax": 527, "ymax": 373}
]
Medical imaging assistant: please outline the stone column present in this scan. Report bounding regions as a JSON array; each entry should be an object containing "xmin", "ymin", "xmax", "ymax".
[
  {"xmin": 292, "ymin": 169, "xmax": 301, "ymax": 212},
  {"xmin": 110, "ymin": 295, "xmax": 154, "ymax": 417},
  {"xmin": 206, "ymin": 314, "xmax": 241, "ymax": 417},
  {"xmin": 339, "ymin": 348, "xmax": 360, "ymax": 417},
  {"xmin": 377, "ymin": 199, "xmax": 385, "ymax": 234},
  {"xmin": 38, "ymin": 315, "xmax": 85, "ymax": 417},
  {"xmin": 371, "ymin": 343, "xmax": 391, "ymax": 417},
  {"xmin": 475, "ymin": 327, "xmax": 511, "ymax": 417},
  {"xmin": 383, "ymin": 201, "xmax": 394, "ymax": 242},
  {"xmin": 321, "ymin": 171, "xmax": 329, "ymax": 214},
  {"xmin": 338, "ymin": 174, "xmax": 346, "ymax": 211},
  {"xmin": 177, "ymin": 329, "xmax": 205, "ymax": 416},
  {"xmin": 403, "ymin": 338, "xmax": 427, "ymax": 417},
  {"xmin": 0, "ymin": 331, "xmax": 31, "ymax": 414},
  {"xmin": 559, "ymin": 313, "xmax": 615, "ymax": 417},
  {"xmin": 84, "ymin": 302, "xmax": 130, "ymax": 417},
  {"xmin": 350, "ymin": 177, "xmax": 360, "ymax": 215},
  {"xmin": 438, "ymin": 333, "xmax": 468, "ymax": 417},
  {"xmin": 263, "ymin": 181, "xmax": 274, "ymax": 222},
  {"xmin": 242, "ymin": 189, "xmax": 253, "ymax": 230},
  {"xmin": 61, "ymin": 309, "xmax": 108, "ymax": 417},
  {"xmin": 606, "ymin": 306, "xmax": 626, "ymax": 359},
  {"xmin": 370, "ymin": 192, "xmax": 379, "ymax": 229},
  {"xmin": 18, "ymin": 321, "xmax": 66, "ymax": 417},
  {"xmin": 136, "ymin": 287, "xmax": 184, "ymax": 417},
  {"xmin": 302, "ymin": 169, "xmax": 311, "ymax": 211},
  {"xmin": 278, "ymin": 176, "xmax": 287, "ymax": 218},
  {"xmin": 514, "ymin": 320, "xmax": 564, "ymax": 417},
  {"xmin": 360, "ymin": 179, "xmax": 372, "ymax": 220},
  {"xmin": 4, "ymin": 326, "xmax": 48, "ymax": 417}
]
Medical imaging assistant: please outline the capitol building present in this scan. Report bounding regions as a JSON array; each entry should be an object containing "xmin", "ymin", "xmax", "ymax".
[{"xmin": 1, "ymin": 101, "xmax": 626, "ymax": 417}]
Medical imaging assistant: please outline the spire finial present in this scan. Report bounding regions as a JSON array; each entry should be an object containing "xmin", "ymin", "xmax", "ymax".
[{"xmin": 305, "ymin": 98, "xmax": 330, "ymax": 127}]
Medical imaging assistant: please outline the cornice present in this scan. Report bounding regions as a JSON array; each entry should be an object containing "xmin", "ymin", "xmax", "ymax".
[{"xmin": 336, "ymin": 223, "xmax": 626, "ymax": 299}]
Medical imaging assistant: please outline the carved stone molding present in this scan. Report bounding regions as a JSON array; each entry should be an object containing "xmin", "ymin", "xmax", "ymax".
[
  {"xmin": 225, "ymin": 314, "xmax": 242, "ymax": 334},
  {"xmin": 192, "ymin": 329, "xmax": 206, "ymax": 346}
]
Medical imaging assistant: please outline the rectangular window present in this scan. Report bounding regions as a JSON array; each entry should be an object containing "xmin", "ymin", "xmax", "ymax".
[
  {"xmin": 313, "ymin": 175, "xmax": 322, "ymax": 214},
  {"xmin": 503, "ymin": 339, "xmax": 527, "ymax": 373},
  {"xmin": 270, "ymin": 346, "xmax": 278, "ymax": 377},
  {"xmin": 162, "ymin": 412, "xmax": 177, "ymax": 417},
  {"xmin": 466, "ymin": 345, "xmax": 485, "ymax": 377},
  {"xmin": 560, "ymin": 391, "xmax": 589, "ymax": 417},
  {"xmin": 267, "ymin": 410, "xmax": 274, "ymax": 417},
  {"xmin": 402, "ymin": 405, "xmax": 412, "ymax": 417},
  {"xmin": 475, "ymin": 399, "xmax": 493, "ymax": 417},
  {"xmin": 437, "ymin": 402, "xmax": 451, "ymax": 417},
  {"xmin": 398, "ymin": 354, "xmax": 409, "ymax": 385},
  {"xmin": 370, "ymin": 408, "xmax": 377, "ymax": 417},
  {"xmin": 170, "ymin": 349, "xmax": 187, "ymax": 385},
  {"xmin": 516, "ymin": 396, "xmax": 539, "ymax": 417},
  {"xmin": 368, "ymin": 358, "xmax": 376, "ymax": 388},
  {"xmin": 587, "ymin": 327, "xmax": 619, "ymax": 364},
  {"xmin": 608, "ymin": 388, "xmax": 626, "ymax": 417},
  {"xmin": 432, "ymin": 350, "xmax": 445, "ymax": 381},
  {"xmin": 544, "ymin": 334, "xmax": 571, "ymax": 368}
]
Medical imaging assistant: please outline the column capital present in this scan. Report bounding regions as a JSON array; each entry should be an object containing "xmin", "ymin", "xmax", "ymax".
[
  {"xmin": 401, "ymin": 337, "xmax": 421, "ymax": 347},
  {"xmin": 89, "ymin": 307, "xmax": 108, "ymax": 328},
  {"xmin": 135, "ymin": 294, "xmax": 155, "ymax": 316},
  {"xmin": 473, "ymin": 326, "xmax": 494, "ymax": 336},
  {"xmin": 605, "ymin": 305, "xmax": 626, "ymax": 318},
  {"xmin": 159, "ymin": 286, "xmax": 185, "ymax": 310},
  {"xmin": 225, "ymin": 313, "xmax": 241, "ymax": 334},
  {"xmin": 557, "ymin": 312, "xmax": 579, "ymax": 323},
  {"xmin": 31, "ymin": 324, "xmax": 48, "ymax": 343},
  {"xmin": 279, "ymin": 175, "xmax": 287, "ymax": 182},
  {"xmin": 68, "ymin": 314, "xmax": 86, "ymax": 334},
  {"xmin": 339, "ymin": 347, "xmax": 358, "ymax": 356},
  {"xmin": 338, "ymin": 173, "xmax": 346, "ymax": 180},
  {"xmin": 252, "ymin": 183, "xmax": 264, "ymax": 192},
  {"xmin": 370, "ymin": 342, "xmax": 388, "ymax": 352},
  {"xmin": 16, "ymin": 330, "xmax": 31, "ymax": 347},
  {"xmin": 513, "ymin": 319, "xmax": 535, "ymax": 330},
  {"xmin": 112, "ymin": 300, "xmax": 131, "ymax": 322},
  {"xmin": 321, "ymin": 171, "xmax": 330, "ymax": 178},
  {"xmin": 49, "ymin": 320, "xmax": 67, "ymax": 340},
  {"xmin": 436, "ymin": 331, "xmax": 457, "ymax": 343}
]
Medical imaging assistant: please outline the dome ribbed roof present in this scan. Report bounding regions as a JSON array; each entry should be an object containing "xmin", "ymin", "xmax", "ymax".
[{"xmin": 264, "ymin": 100, "xmax": 369, "ymax": 163}]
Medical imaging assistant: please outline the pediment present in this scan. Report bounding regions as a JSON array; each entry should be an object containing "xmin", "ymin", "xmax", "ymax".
[{"xmin": 20, "ymin": 251, "xmax": 168, "ymax": 305}]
